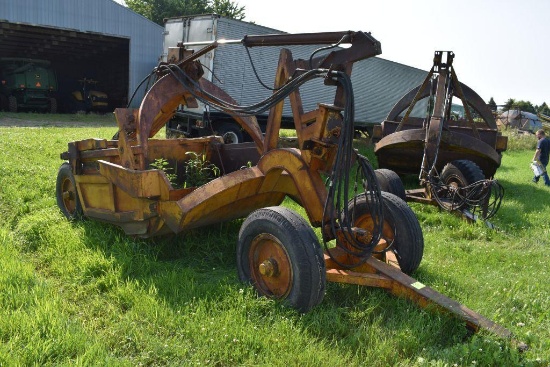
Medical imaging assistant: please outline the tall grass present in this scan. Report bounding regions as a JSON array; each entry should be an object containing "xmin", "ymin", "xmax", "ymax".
[
  {"xmin": 0, "ymin": 121, "xmax": 548, "ymax": 366},
  {"xmin": 501, "ymin": 130, "xmax": 539, "ymax": 151}
]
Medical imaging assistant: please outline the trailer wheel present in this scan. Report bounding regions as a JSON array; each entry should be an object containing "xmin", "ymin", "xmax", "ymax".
[
  {"xmin": 347, "ymin": 191, "xmax": 423, "ymax": 274},
  {"xmin": 8, "ymin": 96, "xmax": 17, "ymax": 112},
  {"xmin": 49, "ymin": 98, "xmax": 57, "ymax": 114},
  {"xmin": 0, "ymin": 95, "xmax": 7, "ymax": 111},
  {"xmin": 217, "ymin": 123, "xmax": 243, "ymax": 144},
  {"xmin": 56, "ymin": 163, "xmax": 83, "ymax": 221},
  {"xmin": 440, "ymin": 159, "xmax": 484, "ymax": 186},
  {"xmin": 237, "ymin": 206, "xmax": 326, "ymax": 312},
  {"xmin": 374, "ymin": 168, "xmax": 406, "ymax": 201},
  {"xmin": 437, "ymin": 160, "xmax": 485, "ymax": 210}
]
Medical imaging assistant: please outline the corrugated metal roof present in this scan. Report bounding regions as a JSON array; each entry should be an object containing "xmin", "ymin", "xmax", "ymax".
[
  {"xmin": 0, "ymin": 0, "xmax": 164, "ymax": 104},
  {"xmin": 0, "ymin": 0, "xmax": 159, "ymax": 38},
  {"xmin": 352, "ymin": 57, "xmax": 428, "ymax": 123},
  {"xmin": 212, "ymin": 16, "xmax": 338, "ymax": 116},
  {"xmin": 166, "ymin": 15, "xmax": 431, "ymax": 125},
  {"xmin": 171, "ymin": 15, "xmax": 429, "ymax": 125}
]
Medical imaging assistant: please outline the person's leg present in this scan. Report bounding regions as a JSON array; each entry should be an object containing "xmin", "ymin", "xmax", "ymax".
[{"xmin": 542, "ymin": 164, "xmax": 550, "ymax": 186}]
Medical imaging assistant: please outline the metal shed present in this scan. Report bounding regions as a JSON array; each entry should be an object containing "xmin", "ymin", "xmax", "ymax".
[{"xmin": 0, "ymin": 0, "xmax": 163, "ymax": 109}]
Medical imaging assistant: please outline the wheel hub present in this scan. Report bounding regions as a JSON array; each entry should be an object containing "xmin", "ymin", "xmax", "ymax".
[
  {"xmin": 61, "ymin": 178, "xmax": 76, "ymax": 213},
  {"xmin": 62, "ymin": 190, "xmax": 74, "ymax": 200},
  {"xmin": 448, "ymin": 181, "xmax": 459, "ymax": 191},
  {"xmin": 222, "ymin": 131, "xmax": 239, "ymax": 144},
  {"xmin": 258, "ymin": 258, "xmax": 278, "ymax": 277},
  {"xmin": 249, "ymin": 234, "xmax": 292, "ymax": 298}
]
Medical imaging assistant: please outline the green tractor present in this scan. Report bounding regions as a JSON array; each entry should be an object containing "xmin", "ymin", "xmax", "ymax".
[{"xmin": 0, "ymin": 58, "xmax": 58, "ymax": 113}]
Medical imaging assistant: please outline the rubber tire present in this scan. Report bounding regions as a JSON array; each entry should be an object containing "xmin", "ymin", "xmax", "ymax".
[
  {"xmin": 165, "ymin": 126, "xmax": 186, "ymax": 139},
  {"xmin": 217, "ymin": 123, "xmax": 243, "ymax": 144},
  {"xmin": 49, "ymin": 98, "xmax": 57, "ymax": 114},
  {"xmin": 165, "ymin": 126, "xmax": 177, "ymax": 139},
  {"xmin": 440, "ymin": 160, "xmax": 484, "ymax": 187},
  {"xmin": 8, "ymin": 96, "xmax": 17, "ymax": 112},
  {"xmin": 374, "ymin": 168, "xmax": 406, "ymax": 201},
  {"xmin": 347, "ymin": 191, "xmax": 424, "ymax": 274},
  {"xmin": 0, "ymin": 95, "xmax": 7, "ymax": 111},
  {"xmin": 439, "ymin": 159, "xmax": 485, "ymax": 210},
  {"xmin": 56, "ymin": 163, "xmax": 83, "ymax": 221},
  {"xmin": 237, "ymin": 206, "xmax": 326, "ymax": 313}
]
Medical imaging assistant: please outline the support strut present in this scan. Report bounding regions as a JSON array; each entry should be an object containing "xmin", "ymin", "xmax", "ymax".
[{"xmin": 325, "ymin": 247, "xmax": 527, "ymax": 350}]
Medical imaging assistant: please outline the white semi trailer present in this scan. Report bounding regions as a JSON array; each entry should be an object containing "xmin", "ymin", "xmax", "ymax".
[{"xmin": 162, "ymin": 14, "xmax": 428, "ymax": 142}]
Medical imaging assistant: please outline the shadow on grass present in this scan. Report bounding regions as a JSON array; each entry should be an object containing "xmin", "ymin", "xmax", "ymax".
[
  {"xmin": 80, "ymin": 218, "xmax": 242, "ymax": 299},
  {"xmin": 74, "ymin": 216, "xmax": 525, "ymax": 364}
]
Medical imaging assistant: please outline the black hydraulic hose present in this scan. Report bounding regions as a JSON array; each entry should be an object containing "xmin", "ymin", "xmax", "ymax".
[
  {"xmin": 244, "ymin": 39, "xmax": 341, "ymax": 92},
  {"xmin": 156, "ymin": 62, "xmax": 325, "ymax": 116},
  {"xmin": 429, "ymin": 176, "xmax": 504, "ymax": 220},
  {"xmin": 308, "ymin": 35, "xmax": 348, "ymax": 70},
  {"xmin": 321, "ymin": 70, "xmax": 383, "ymax": 268},
  {"xmin": 126, "ymin": 70, "xmax": 157, "ymax": 108},
  {"xmin": 127, "ymin": 55, "xmax": 385, "ymax": 264},
  {"xmin": 244, "ymin": 47, "xmax": 280, "ymax": 91}
]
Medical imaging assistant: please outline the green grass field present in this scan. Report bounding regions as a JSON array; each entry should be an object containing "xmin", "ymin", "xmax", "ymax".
[{"xmin": 0, "ymin": 116, "xmax": 548, "ymax": 366}]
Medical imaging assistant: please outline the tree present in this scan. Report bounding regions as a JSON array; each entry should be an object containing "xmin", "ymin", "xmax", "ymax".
[
  {"xmin": 487, "ymin": 97, "xmax": 497, "ymax": 112},
  {"xmin": 207, "ymin": 0, "xmax": 245, "ymax": 20},
  {"xmin": 125, "ymin": 0, "xmax": 244, "ymax": 25},
  {"xmin": 502, "ymin": 98, "xmax": 515, "ymax": 112},
  {"xmin": 537, "ymin": 102, "xmax": 550, "ymax": 116},
  {"xmin": 514, "ymin": 100, "xmax": 536, "ymax": 114}
]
